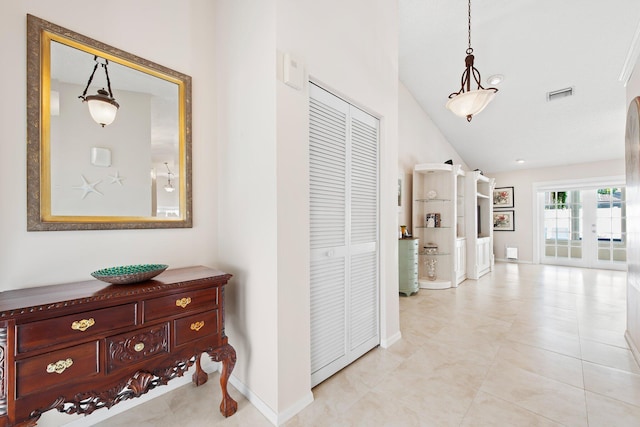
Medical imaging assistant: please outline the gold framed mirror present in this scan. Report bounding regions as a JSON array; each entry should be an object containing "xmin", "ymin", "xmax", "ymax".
[{"xmin": 27, "ymin": 14, "xmax": 192, "ymax": 231}]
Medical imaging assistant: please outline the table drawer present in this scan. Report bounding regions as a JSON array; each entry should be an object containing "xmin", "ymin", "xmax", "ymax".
[
  {"xmin": 174, "ymin": 310, "xmax": 218, "ymax": 347},
  {"xmin": 106, "ymin": 323, "xmax": 169, "ymax": 373},
  {"xmin": 17, "ymin": 303, "xmax": 137, "ymax": 354},
  {"xmin": 144, "ymin": 288, "xmax": 217, "ymax": 322},
  {"xmin": 16, "ymin": 341, "xmax": 99, "ymax": 398}
]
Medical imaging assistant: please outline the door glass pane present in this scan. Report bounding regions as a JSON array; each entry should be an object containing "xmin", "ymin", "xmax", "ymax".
[
  {"xmin": 557, "ymin": 246, "xmax": 569, "ymax": 258},
  {"xmin": 613, "ymin": 249, "xmax": 626, "ymax": 262},
  {"xmin": 596, "ymin": 187, "xmax": 626, "ymax": 264},
  {"xmin": 598, "ymin": 247, "xmax": 610, "ymax": 261},
  {"xmin": 543, "ymin": 190, "xmax": 582, "ymax": 261}
]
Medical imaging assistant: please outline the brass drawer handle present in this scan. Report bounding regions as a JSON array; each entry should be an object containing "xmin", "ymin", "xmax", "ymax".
[
  {"xmin": 176, "ymin": 297, "xmax": 192, "ymax": 309},
  {"xmin": 190, "ymin": 321, "xmax": 205, "ymax": 332},
  {"xmin": 71, "ymin": 318, "xmax": 95, "ymax": 332},
  {"xmin": 46, "ymin": 358, "xmax": 73, "ymax": 374},
  {"xmin": 134, "ymin": 342, "xmax": 145, "ymax": 352}
]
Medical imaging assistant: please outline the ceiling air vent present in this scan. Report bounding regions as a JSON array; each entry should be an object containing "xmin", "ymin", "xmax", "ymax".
[{"xmin": 547, "ymin": 87, "xmax": 573, "ymax": 101}]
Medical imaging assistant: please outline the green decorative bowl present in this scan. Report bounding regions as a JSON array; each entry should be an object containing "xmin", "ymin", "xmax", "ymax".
[{"xmin": 91, "ymin": 264, "xmax": 168, "ymax": 285}]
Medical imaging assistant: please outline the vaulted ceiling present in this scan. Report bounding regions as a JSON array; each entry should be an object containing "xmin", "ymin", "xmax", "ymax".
[{"xmin": 399, "ymin": 0, "xmax": 640, "ymax": 173}]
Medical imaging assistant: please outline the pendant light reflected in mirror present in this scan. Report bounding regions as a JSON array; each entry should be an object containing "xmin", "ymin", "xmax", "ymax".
[
  {"xmin": 79, "ymin": 56, "xmax": 119, "ymax": 127},
  {"xmin": 164, "ymin": 162, "xmax": 175, "ymax": 193}
]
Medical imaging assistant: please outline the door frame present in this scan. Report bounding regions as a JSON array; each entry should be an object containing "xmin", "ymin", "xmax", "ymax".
[{"xmin": 532, "ymin": 175, "xmax": 625, "ymax": 266}]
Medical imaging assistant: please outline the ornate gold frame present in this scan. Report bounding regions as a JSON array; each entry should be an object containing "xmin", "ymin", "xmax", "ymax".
[{"xmin": 26, "ymin": 14, "xmax": 192, "ymax": 231}]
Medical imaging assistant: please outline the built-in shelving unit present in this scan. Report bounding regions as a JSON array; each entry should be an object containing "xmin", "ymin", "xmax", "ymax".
[
  {"xmin": 412, "ymin": 163, "xmax": 465, "ymax": 289},
  {"xmin": 455, "ymin": 169, "xmax": 467, "ymax": 285},
  {"xmin": 465, "ymin": 171, "xmax": 495, "ymax": 279}
]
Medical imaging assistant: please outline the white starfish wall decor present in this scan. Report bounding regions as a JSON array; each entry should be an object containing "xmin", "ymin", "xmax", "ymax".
[
  {"xmin": 73, "ymin": 175, "xmax": 103, "ymax": 199},
  {"xmin": 108, "ymin": 170, "xmax": 125, "ymax": 186}
]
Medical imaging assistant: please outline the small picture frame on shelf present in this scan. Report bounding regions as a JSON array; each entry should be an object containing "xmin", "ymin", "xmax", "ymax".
[
  {"xmin": 426, "ymin": 213, "xmax": 441, "ymax": 227},
  {"xmin": 493, "ymin": 186, "xmax": 514, "ymax": 209},
  {"xmin": 493, "ymin": 210, "xmax": 515, "ymax": 231}
]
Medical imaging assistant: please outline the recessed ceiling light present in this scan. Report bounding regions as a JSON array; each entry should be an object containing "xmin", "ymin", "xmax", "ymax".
[
  {"xmin": 516, "ymin": 159, "xmax": 525, "ymax": 164},
  {"xmin": 487, "ymin": 74, "xmax": 504, "ymax": 85}
]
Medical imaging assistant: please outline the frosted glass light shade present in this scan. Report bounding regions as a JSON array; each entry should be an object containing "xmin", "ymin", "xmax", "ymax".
[
  {"xmin": 446, "ymin": 89, "xmax": 496, "ymax": 121},
  {"xmin": 85, "ymin": 89, "xmax": 119, "ymax": 127}
]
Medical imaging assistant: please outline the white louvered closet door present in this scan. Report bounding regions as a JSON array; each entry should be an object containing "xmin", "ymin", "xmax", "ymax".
[{"xmin": 309, "ymin": 83, "xmax": 379, "ymax": 387}]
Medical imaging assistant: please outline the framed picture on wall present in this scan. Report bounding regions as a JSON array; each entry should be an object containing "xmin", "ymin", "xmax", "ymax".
[
  {"xmin": 398, "ymin": 173, "xmax": 403, "ymax": 211},
  {"xmin": 493, "ymin": 210, "xmax": 515, "ymax": 231},
  {"xmin": 493, "ymin": 186, "xmax": 514, "ymax": 208}
]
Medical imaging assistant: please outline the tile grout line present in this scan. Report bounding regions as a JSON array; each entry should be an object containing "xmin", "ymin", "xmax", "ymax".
[{"xmin": 577, "ymin": 301, "xmax": 592, "ymax": 427}]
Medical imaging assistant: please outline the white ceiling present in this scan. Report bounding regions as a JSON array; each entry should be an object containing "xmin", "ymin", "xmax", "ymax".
[{"xmin": 399, "ymin": 0, "xmax": 640, "ymax": 173}]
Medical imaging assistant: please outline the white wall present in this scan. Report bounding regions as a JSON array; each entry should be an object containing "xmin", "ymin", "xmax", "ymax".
[
  {"xmin": 51, "ymin": 82, "xmax": 152, "ymax": 216},
  {"xmin": 4, "ymin": 0, "xmax": 401, "ymax": 424},
  {"xmin": 215, "ymin": 0, "xmax": 400, "ymax": 421},
  {"xmin": 0, "ymin": 1, "xmax": 218, "ymax": 288},
  {"xmin": 1, "ymin": 1, "xmax": 219, "ymax": 425},
  {"xmin": 398, "ymin": 82, "xmax": 469, "ymax": 230},
  {"xmin": 213, "ymin": 0, "xmax": 280, "ymax": 419},
  {"xmin": 275, "ymin": 0, "xmax": 399, "ymax": 417},
  {"xmin": 488, "ymin": 159, "xmax": 625, "ymax": 263}
]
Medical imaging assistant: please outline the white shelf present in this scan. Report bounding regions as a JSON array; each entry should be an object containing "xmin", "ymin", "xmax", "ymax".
[
  {"xmin": 419, "ymin": 278, "xmax": 452, "ymax": 290},
  {"xmin": 414, "ymin": 163, "xmax": 454, "ymax": 173},
  {"xmin": 413, "ymin": 163, "xmax": 463, "ymax": 287},
  {"xmin": 415, "ymin": 198, "xmax": 451, "ymax": 202},
  {"xmin": 477, "ymin": 192, "xmax": 490, "ymax": 199}
]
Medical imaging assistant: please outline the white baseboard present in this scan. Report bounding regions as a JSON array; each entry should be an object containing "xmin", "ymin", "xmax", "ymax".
[
  {"xmin": 380, "ymin": 331, "xmax": 402, "ymax": 349},
  {"xmin": 494, "ymin": 258, "xmax": 533, "ymax": 264},
  {"xmin": 227, "ymin": 372, "xmax": 313, "ymax": 426},
  {"xmin": 275, "ymin": 391, "xmax": 314, "ymax": 425},
  {"xmin": 227, "ymin": 373, "xmax": 277, "ymax": 425},
  {"xmin": 626, "ymin": 330, "xmax": 640, "ymax": 368}
]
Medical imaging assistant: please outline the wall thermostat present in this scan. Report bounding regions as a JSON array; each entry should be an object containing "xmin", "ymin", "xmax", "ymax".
[{"xmin": 283, "ymin": 52, "xmax": 304, "ymax": 90}]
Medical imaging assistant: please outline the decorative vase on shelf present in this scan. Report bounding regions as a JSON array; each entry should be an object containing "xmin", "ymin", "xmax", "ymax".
[{"xmin": 425, "ymin": 258, "xmax": 437, "ymax": 281}]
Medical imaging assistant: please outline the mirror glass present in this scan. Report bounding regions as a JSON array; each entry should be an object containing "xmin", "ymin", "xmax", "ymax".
[{"xmin": 27, "ymin": 15, "xmax": 192, "ymax": 230}]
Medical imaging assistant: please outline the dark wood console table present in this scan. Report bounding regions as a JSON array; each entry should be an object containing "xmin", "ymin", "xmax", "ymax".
[{"xmin": 0, "ymin": 266, "xmax": 237, "ymax": 426}]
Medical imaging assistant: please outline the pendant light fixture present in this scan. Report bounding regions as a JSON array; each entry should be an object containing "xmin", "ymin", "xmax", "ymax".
[
  {"xmin": 164, "ymin": 162, "xmax": 175, "ymax": 192},
  {"xmin": 79, "ymin": 56, "xmax": 119, "ymax": 127},
  {"xmin": 446, "ymin": 0, "xmax": 497, "ymax": 122}
]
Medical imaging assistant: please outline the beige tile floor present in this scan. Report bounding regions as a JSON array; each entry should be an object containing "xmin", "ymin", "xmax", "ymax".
[{"xmin": 94, "ymin": 263, "xmax": 640, "ymax": 426}]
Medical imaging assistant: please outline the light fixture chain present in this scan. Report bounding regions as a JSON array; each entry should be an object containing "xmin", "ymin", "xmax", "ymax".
[
  {"xmin": 447, "ymin": 0, "xmax": 498, "ymax": 122},
  {"xmin": 79, "ymin": 56, "xmax": 100, "ymax": 100},
  {"xmin": 467, "ymin": 0, "xmax": 472, "ymax": 52},
  {"xmin": 103, "ymin": 59, "xmax": 115, "ymax": 98}
]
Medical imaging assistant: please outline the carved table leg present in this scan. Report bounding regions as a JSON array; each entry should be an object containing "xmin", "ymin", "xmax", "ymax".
[
  {"xmin": 207, "ymin": 343, "xmax": 237, "ymax": 417},
  {"xmin": 192, "ymin": 353, "xmax": 208, "ymax": 386}
]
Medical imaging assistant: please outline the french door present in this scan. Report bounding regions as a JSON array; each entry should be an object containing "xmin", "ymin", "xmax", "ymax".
[
  {"xmin": 540, "ymin": 186, "xmax": 626, "ymax": 270},
  {"xmin": 309, "ymin": 83, "xmax": 379, "ymax": 387}
]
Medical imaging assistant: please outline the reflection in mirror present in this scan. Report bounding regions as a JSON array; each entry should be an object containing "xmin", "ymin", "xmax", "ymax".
[
  {"xmin": 27, "ymin": 15, "xmax": 192, "ymax": 230},
  {"xmin": 49, "ymin": 41, "xmax": 180, "ymax": 218}
]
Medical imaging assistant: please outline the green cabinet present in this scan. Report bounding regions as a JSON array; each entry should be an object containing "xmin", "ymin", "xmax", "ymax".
[{"xmin": 399, "ymin": 238, "xmax": 419, "ymax": 296}]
